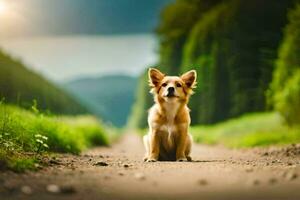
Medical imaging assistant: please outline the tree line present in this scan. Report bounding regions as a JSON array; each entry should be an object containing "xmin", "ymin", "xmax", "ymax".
[{"xmin": 129, "ymin": 0, "xmax": 300, "ymax": 128}]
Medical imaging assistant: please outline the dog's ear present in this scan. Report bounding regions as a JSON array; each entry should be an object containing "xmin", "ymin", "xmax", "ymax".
[
  {"xmin": 148, "ymin": 68, "xmax": 165, "ymax": 87},
  {"xmin": 181, "ymin": 70, "xmax": 197, "ymax": 88}
]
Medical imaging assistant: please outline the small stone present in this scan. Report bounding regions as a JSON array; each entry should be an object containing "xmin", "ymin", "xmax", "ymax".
[
  {"xmin": 60, "ymin": 185, "xmax": 76, "ymax": 194},
  {"xmin": 287, "ymin": 172, "xmax": 298, "ymax": 181},
  {"xmin": 123, "ymin": 164, "xmax": 129, "ymax": 168},
  {"xmin": 34, "ymin": 163, "xmax": 40, "ymax": 168},
  {"xmin": 245, "ymin": 168, "xmax": 253, "ymax": 173},
  {"xmin": 3, "ymin": 180, "xmax": 18, "ymax": 191},
  {"xmin": 269, "ymin": 178, "xmax": 277, "ymax": 184},
  {"xmin": 263, "ymin": 152, "xmax": 269, "ymax": 156},
  {"xmin": 134, "ymin": 173, "xmax": 145, "ymax": 180},
  {"xmin": 287, "ymin": 162, "xmax": 293, "ymax": 166},
  {"xmin": 46, "ymin": 184, "xmax": 60, "ymax": 193},
  {"xmin": 49, "ymin": 159, "xmax": 60, "ymax": 165},
  {"xmin": 118, "ymin": 172, "xmax": 124, "ymax": 176},
  {"xmin": 94, "ymin": 161, "xmax": 108, "ymax": 166},
  {"xmin": 197, "ymin": 179, "xmax": 208, "ymax": 186},
  {"xmin": 21, "ymin": 185, "xmax": 32, "ymax": 195},
  {"xmin": 252, "ymin": 179, "xmax": 260, "ymax": 185},
  {"xmin": 89, "ymin": 158, "xmax": 92, "ymax": 161}
]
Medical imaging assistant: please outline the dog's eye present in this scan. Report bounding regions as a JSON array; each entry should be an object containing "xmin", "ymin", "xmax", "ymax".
[
  {"xmin": 162, "ymin": 83, "xmax": 167, "ymax": 87},
  {"xmin": 176, "ymin": 83, "xmax": 182, "ymax": 87}
]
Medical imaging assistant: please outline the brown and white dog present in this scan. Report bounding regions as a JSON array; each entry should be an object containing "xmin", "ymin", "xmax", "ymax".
[{"xmin": 143, "ymin": 68, "xmax": 197, "ymax": 162}]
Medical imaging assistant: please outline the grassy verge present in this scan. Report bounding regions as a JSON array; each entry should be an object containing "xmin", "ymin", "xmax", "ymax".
[
  {"xmin": 0, "ymin": 103, "xmax": 109, "ymax": 172},
  {"xmin": 191, "ymin": 112, "xmax": 300, "ymax": 148}
]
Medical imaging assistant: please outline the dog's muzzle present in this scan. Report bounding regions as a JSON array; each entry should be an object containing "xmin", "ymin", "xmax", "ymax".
[{"xmin": 166, "ymin": 87, "xmax": 175, "ymax": 97}]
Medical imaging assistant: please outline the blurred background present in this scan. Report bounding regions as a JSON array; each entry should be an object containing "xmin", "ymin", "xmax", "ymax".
[
  {"xmin": 0, "ymin": 0, "xmax": 171, "ymax": 127},
  {"xmin": 1, "ymin": 0, "xmax": 300, "ymax": 150}
]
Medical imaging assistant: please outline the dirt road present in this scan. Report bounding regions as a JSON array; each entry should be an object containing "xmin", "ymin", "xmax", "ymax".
[{"xmin": 1, "ymin": 133, "xmax": 300, "ymax": 200}]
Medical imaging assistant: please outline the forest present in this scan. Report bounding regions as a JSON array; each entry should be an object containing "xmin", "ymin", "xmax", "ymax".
[{"xmin": 129, "ymin": 0, "xmax": 300, "ymax": 129}]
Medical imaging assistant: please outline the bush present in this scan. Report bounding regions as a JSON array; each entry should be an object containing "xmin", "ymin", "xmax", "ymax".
[
  {"xmin": 0, "ymin": 103, "xmax": 109, "ymax": 171},
  {"xmin": 269, "ymin": 4, "xmax": 300, "ymax": 125},
  {"xmin": 191, "ymin": 112, "xmax": 300, "ymax": 148},
  {"xmin": 273, "ymin": 70, "xmax": 300, "ymax": 125}
]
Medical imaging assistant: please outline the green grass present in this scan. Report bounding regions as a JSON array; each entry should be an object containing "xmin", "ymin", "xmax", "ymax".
[
  {"xmin": 191, "ymin": 112, "xmax": 300, "ymax": 148},
  {"xmin": 0, "ymin": 103, "xmax": 109, "ymax": 172}
]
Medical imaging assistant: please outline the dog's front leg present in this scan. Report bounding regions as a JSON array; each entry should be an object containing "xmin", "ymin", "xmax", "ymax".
[
  {"xmin": 176, "ymin": 125, "xmax": 188, "ymax": 161},
  {"xmin": 147, "ymin": 130, "xmax": 160, "ymax": 162}
]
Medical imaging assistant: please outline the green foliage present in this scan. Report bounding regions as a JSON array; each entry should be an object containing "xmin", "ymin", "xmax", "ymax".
[
  {"xmin": 182, "ymin": 3, "xmax": 233, "ymax": 123},
  {"xmin": 129, "ymin": 0, "xmax": 223, "ymax": 128},
  {"xmin": 157, "ymin": 0, "xmax": 223, "ymax": 74},
  {"xmin": 8, "ymin": 157, "xmax": 37, "ymax": 173},
  {"xmin": 183, "ymin": 0, "xmax": 292, "ymax": 124},
  {"xmin": 0, "ymin": 103, "xmax": 109, "ymax": 171},
  {"xmin": 269, "ymin": 4, "xmax": 300, "ymax": 125},
  {"xmin": 191, "ymin": 112, "xmax": 300, "ymax": 148},
  {"xmin": 0, "ymin": 149, "xmax": 37, "ymax": 172},
  {"xmin": 129, "ymin": 0, "xmax": 294, "ymax": 128},
  {"xmin": 0, "ymin": 50, "xmax": 87, "ymax": 115},
  {"xmin": 272, "ymin": 70, "xmax": 300, "ymax": 125}
]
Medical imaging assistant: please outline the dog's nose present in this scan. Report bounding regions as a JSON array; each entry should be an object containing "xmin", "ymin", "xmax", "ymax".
[{"xmin": 168, "ymin": 87, "xmax": 175, "ymax": 93}]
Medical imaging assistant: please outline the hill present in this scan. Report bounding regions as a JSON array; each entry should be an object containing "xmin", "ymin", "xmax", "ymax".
[
  {"xmin": 64, "ymin": 75, "xmax": 138, "ymax": 127},
  {"xmin": 0, "ymin": 49, "xmax": 87, "ymax": 114}
]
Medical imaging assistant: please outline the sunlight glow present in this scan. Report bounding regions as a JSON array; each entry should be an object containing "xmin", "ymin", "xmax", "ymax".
[{"xmin": 0, "ymin": 1, "xmax": 7, "ymax": 14}]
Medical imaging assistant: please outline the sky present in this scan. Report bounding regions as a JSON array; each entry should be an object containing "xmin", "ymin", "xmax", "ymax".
[
  {"xmin": 0, "ymin": 35, "xmax": 157, "ymax": 82},
  {"xmin": 0, "ymin": 0, "xmax": 172, "ymax": 81},
  {"xmin": 0, "ymin": 0, "xmax": 172, "ymax": 37}
]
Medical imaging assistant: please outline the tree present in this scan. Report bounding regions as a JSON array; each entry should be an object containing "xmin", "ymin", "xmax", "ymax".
[
  {"xmin": 269, "ymin": 4, "xmax": 300, "ymax": 125},
  {"xmin": 182, "ymin": 0, "xmax": 292, "ymax": 124},
  {"xmin": 129, "ymin": 0, "xmax": 294, "ymax": 128}
]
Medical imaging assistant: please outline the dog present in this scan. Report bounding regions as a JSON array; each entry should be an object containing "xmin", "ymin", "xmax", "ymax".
[{"xmin": 143, "ymin": 68, "xmax": 197, "ymax": 162}]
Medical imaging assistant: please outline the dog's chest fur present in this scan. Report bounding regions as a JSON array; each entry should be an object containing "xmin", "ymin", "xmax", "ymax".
[
  {"xmin": 164, "ymin": 102, "xmax": 180, "ymax": 123},
  {"xmin": 159, "ymin": 102, "xmax": 180, "ymax": 134}
]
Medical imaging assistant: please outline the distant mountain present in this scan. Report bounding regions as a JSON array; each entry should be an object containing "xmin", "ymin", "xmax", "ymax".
[
  {"xmin": 0, "ymin": 50, "xmax": 87, "ymax": 114},
  {"xmin": 64, "ymin": 75, "xmax": 138, "ymax": 127}
]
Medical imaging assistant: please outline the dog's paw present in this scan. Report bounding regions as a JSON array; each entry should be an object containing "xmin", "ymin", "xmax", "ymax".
[
  {"xmin": 186, "ymin": 156, "xmax": 192, "ymax": 162},
  {"xmin": 176, "ymin": 157, "xmax": 187, "ymax": 162},
  {"xmin": 143, "ymin": 157, "xmax": 148, "ymax": 162},
  {"xmin": 146, "ymin": 158, "xmax": 157, "ymax": 162}
]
